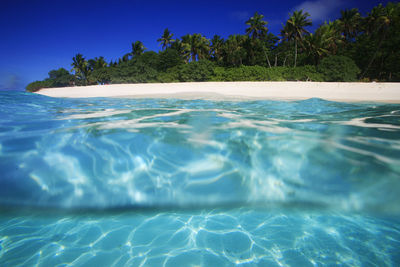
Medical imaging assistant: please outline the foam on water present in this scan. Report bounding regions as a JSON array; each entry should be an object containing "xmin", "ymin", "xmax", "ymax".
[{"xmin": 0, "ymin": 91, "xmax": 399, "ymax": 266}]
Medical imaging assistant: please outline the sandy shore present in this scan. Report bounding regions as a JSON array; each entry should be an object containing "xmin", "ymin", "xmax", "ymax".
[{"xmin": 36, "ymin": 82, "xmax": 400, "ymax": 103}]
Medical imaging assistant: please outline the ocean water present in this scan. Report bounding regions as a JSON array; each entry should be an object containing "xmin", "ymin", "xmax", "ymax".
[{"xmin": 0, "ymin": 91, "xmax": 399, "ymax": 266}]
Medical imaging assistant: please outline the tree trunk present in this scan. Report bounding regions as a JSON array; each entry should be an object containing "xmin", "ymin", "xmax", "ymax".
[
  {"xmin": 274, "ymin": 55, "xmax": 277, "ymax": 67},
  {"xmin": 266, "ymin": 54, "xmax": 271, "ymax": 68},
  {"xmin": 250, "ymin": 48, "xmax": 255, "ymax": 65},
  {"xmin": 265, "ymin": 50, "xmax": 272, "ymax": 68},
  {"xmin": 361, "ymin": 31, "xmax": 386, "ymax": 79},
  {"xmin": 294, "ymin": 39, "xmax": 298, "ymax": 68}
]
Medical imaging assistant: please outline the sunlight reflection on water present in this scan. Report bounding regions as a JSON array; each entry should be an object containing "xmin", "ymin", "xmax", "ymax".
[{"xmin": 0, "ymin": 92, "xmax": 399, "ymax": 266}]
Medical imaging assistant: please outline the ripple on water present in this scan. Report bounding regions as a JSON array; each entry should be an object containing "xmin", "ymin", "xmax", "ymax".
[
  {"xmin": 0, "ymin": 93, "xmax": 399, "ymax": 266},
  {"xmin": 0, "ymin": 209, "xmax": 399, "ymax": 266}
]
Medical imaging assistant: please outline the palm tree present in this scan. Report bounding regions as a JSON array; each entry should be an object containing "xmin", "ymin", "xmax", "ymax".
[
  {"xmin": 363, "ymin": 4, "xmax": 392, "ymax": 35},
  {"xmin": 245, "ymin": 12, "xmax": 270, "ymax": 66},
  {"xmin": 245, "ymin": 12, "xmax": 268, "ymax": 40},
  {"xmin": 338, "ymin": 8, "xmax": 362, "ymax": 42},
  {"xmin": 303, "ymin": 21, "xmax": 343, "ymax": 65},
  {"xmin": 261, "ymin": 33, "xmax": 279, "ymax": 68},
  {"xmin": 122, "ymin": 53, "xmax": 130, "ymax": 62},
  {"xmin": 170, "ymin": 39, "xmax": 191, "ymax": 63},
  {"xmin": 109, "ymin": 60, "xmax": 118, "ymax": 67},
  {"xmin": 223, "ymin": 34, "xmax": 248, "ymax": 66},
  {"xmin": 210, "ymin": 35, "xmax": 225, "ymax": 63},
  {"xmin": 157, "ymin": 28, "xmax": 174, "ymax": 50},
  {"xmin": 279, "ymin": 23, "xmax": 295, "ymax": 66},
  {"xmin": 71, "ymin": 53, "xmax": 89, "ymax": 85},
  {"xmin": 181, "ymin": 34, "xmax": 210, "ymax": 62},
  {"xmin": 361, "ymin": 4, "xmax": 395, "ymax": 78},
  {"xmin": 282, "ymin": 10, "xmax": 312, "ymax": 67},
  {"xmin": 195, "ymin": 34, "xmax": 211, "ymax": 60},
  {"xmin": 131, "ymin": 41, "xmax": 146, "ymax": 58},
  {"xmin": 88, "ymin": 56, "xmax": 108, "ymax": 70}
]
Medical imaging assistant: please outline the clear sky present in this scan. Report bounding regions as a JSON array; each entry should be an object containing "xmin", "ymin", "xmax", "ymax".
[{"xmin": 0, "ymin": 0, "xmax": 391, "ymax": 90}]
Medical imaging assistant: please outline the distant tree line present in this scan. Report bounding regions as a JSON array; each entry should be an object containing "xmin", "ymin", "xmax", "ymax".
[{"xmin": 26, "ymin": 2, "xmax": 400, "ymax": 92}]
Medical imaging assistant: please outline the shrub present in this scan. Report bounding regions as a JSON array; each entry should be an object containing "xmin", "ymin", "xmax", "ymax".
[
  {"xmin": 88, "ymin": 68, "xmax": 111, "ymax": 84},
  {"xmin": 211, "ymin": 65, "xmax": 323, "ymax": 82},
  {"xmin": 26, "ymin": 68, "xmax": 75, "ymax": 92},
  {"xmin": 211, "ymin": 67, "xmax": 229, "ymax": 81},
  {"xmin": 26, "ymin": 80, "xmax": 53, "ymax": 92},
  {"xmin": 265, "ymin": 67, "xmax": 286, "ymax": 81},
  {"xmin": 48, "ymin": 68, "xmax": 74, "ymax": 87},
  {"xmin": 212, "ymin": 66, "xmax": 271, "ymax": 81},
  {"xmin": 157, "ymin": 69, "xmax": 180, "ymax": 83},
  {"xmin": 157, "ymin": 49, "xmax": 184, "ymax": 71},
  {"xmin": 318, "ymin": 55, "xmax": 360, "ymax": 82},
  {"xmin": 109, "ymin": 61, "xmax": 159, "ymax": 83},
  {"xmin": 135, "ymin": 51, "xmax": 160, "ymax": 70},
  {"xmin": 281, "ymin": 65, "xmax": 324, "ymax": 81},
  {"xmin": 176, "ymin": 60, "xmax": 215, "ymax": 82}
]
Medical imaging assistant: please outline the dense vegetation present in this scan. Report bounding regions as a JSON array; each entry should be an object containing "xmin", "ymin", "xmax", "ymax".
[{"xmin": 26, "ymin": 3, "xmax": 400, "ymax": 92}]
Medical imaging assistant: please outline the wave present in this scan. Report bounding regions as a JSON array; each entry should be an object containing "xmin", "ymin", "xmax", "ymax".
[{"xmin": 0, "ymin": 92, "xmax": 399, "ymax": 213}]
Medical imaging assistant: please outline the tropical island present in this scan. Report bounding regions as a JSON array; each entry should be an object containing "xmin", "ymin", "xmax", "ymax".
[{"xmin": 27, "ymin": 2, "xmax": 399, "ymax": 92}]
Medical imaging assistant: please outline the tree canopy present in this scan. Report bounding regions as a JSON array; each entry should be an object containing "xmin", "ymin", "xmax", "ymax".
[{"xmin": 26, "ymin": 2, "xmax": 400, "ymax": 92}]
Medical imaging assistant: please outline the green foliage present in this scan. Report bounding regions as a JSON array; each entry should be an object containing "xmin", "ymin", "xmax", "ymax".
[
  {"xmin": 222, "ymin": 34, "xmax": 248, "ymax": 66},
  {"xmin": 175, "ymin": 60, "xmax": 215, "ymax": 82},
  {"xmin": 135, "ymin": 51, "xmax": 159, "ymax": 70},
  {"xmin": 338, "ymin": 8, "xmax": 362, "ymax": 41},
  {"xmin": 26, "ymin": 80, "xmax": 53, "ymax": 92},
  {"xmin": 88, "ymin": 68, "xmax": 111, "ymax": 84},
  {"xmin": 157, "ymin": 69, "xmax": 180, "ymax": 83},
  {"xmin": 109, "ymin": 61, "xmax": 158, "ymax": 83},
  {"xmin": 211, "ymin": 65, "xmax": 323, "ymax": 82},
  {"xmin": 88, "ymin": 57, "xmax": 107, "ymax": 70},
  {"xmin": 131, "ymin": 41, "xmax": 146, "ymax": 58},
  {"xmin": 157, "ymin": 48, "xmax": 184, "ymax": 71},
  {"xmin": 48, "ymin": 68, "xmax": 74, "ymax": 87},
  {"xmin": 210, "ymin": 35, "xmax": 225, "ymax": 64},
  {"xmin": 71, "ymin": 53, "xmax": 90, "ymax": 85},
  {"xmin": 318, "ymin": 55, "xmax": 360, "ymax": 81},
  {"xmin": 27, "ymin": 3, "xmax": 400, "ymax": 88},
  {"xmin": 350, "ymin": 2, "xmax": 400, "ymax": 81},
  {"xmin": 26, "ymin": 68, "xmax": 73, "ymax": 92},
  {"xmin": 170, "ymin": 39, "xmax": 191, "ymax": 63},
  {"xmin": 212, "ymin": 65, "xmax": 270, "ymax": 81},
  {"xmin": 303, "ymin": 21, "xmax": 344, "ymax": 65},
  {"xmin": 157, "ymin": 28, "xmax": 174, "ymax": 50},
  {"xmin": 282, "ymin": 10, "xmax": 312, "ymax": 67},
  {"xmin": 181, "ymin": 33, "xmax": 210, "ymax": 62},
  {"xmin": 282, "ymin": 65, "xmax": 324, "ymax": 81},
  {"xmin": 245, "ymin": 12, "xmax": 268, "ymax": 40}
]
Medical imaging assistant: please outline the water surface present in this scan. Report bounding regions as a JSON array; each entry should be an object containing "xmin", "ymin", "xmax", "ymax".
[{"xmin": 0, "ymin": 91, "xmax": 399, "ymax": 266}]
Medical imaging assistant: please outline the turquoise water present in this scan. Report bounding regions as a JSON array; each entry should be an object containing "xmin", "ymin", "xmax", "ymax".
[{"xmin": 0, "ymin": 91, "xmax": 399, "ymax": 266}]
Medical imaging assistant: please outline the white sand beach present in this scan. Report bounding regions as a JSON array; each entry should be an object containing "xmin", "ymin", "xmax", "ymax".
[{"xmin": 36, "ymin": 82, "xmax": 400, "ymax": 103}]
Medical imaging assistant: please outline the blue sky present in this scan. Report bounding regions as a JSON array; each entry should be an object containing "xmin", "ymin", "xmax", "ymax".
[{"xmin": 0, "ymin": 0, "xmax": 390, "ymax": 90}]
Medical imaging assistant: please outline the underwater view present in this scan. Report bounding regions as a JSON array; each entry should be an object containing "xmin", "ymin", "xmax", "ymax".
[{"xmin": 0, "ymin": 91, "xmax": 399, "ymax": 266}]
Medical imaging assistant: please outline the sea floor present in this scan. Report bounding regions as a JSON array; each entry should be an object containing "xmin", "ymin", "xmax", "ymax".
[{"xmin": 1, "ymin": 208, "xmax": 399, "ymax": 266}]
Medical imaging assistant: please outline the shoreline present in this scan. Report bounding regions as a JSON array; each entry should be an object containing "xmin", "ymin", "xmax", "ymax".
[{"xmin": 36, "ymin": 82, "xmax": 400, "ymax": 103}]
